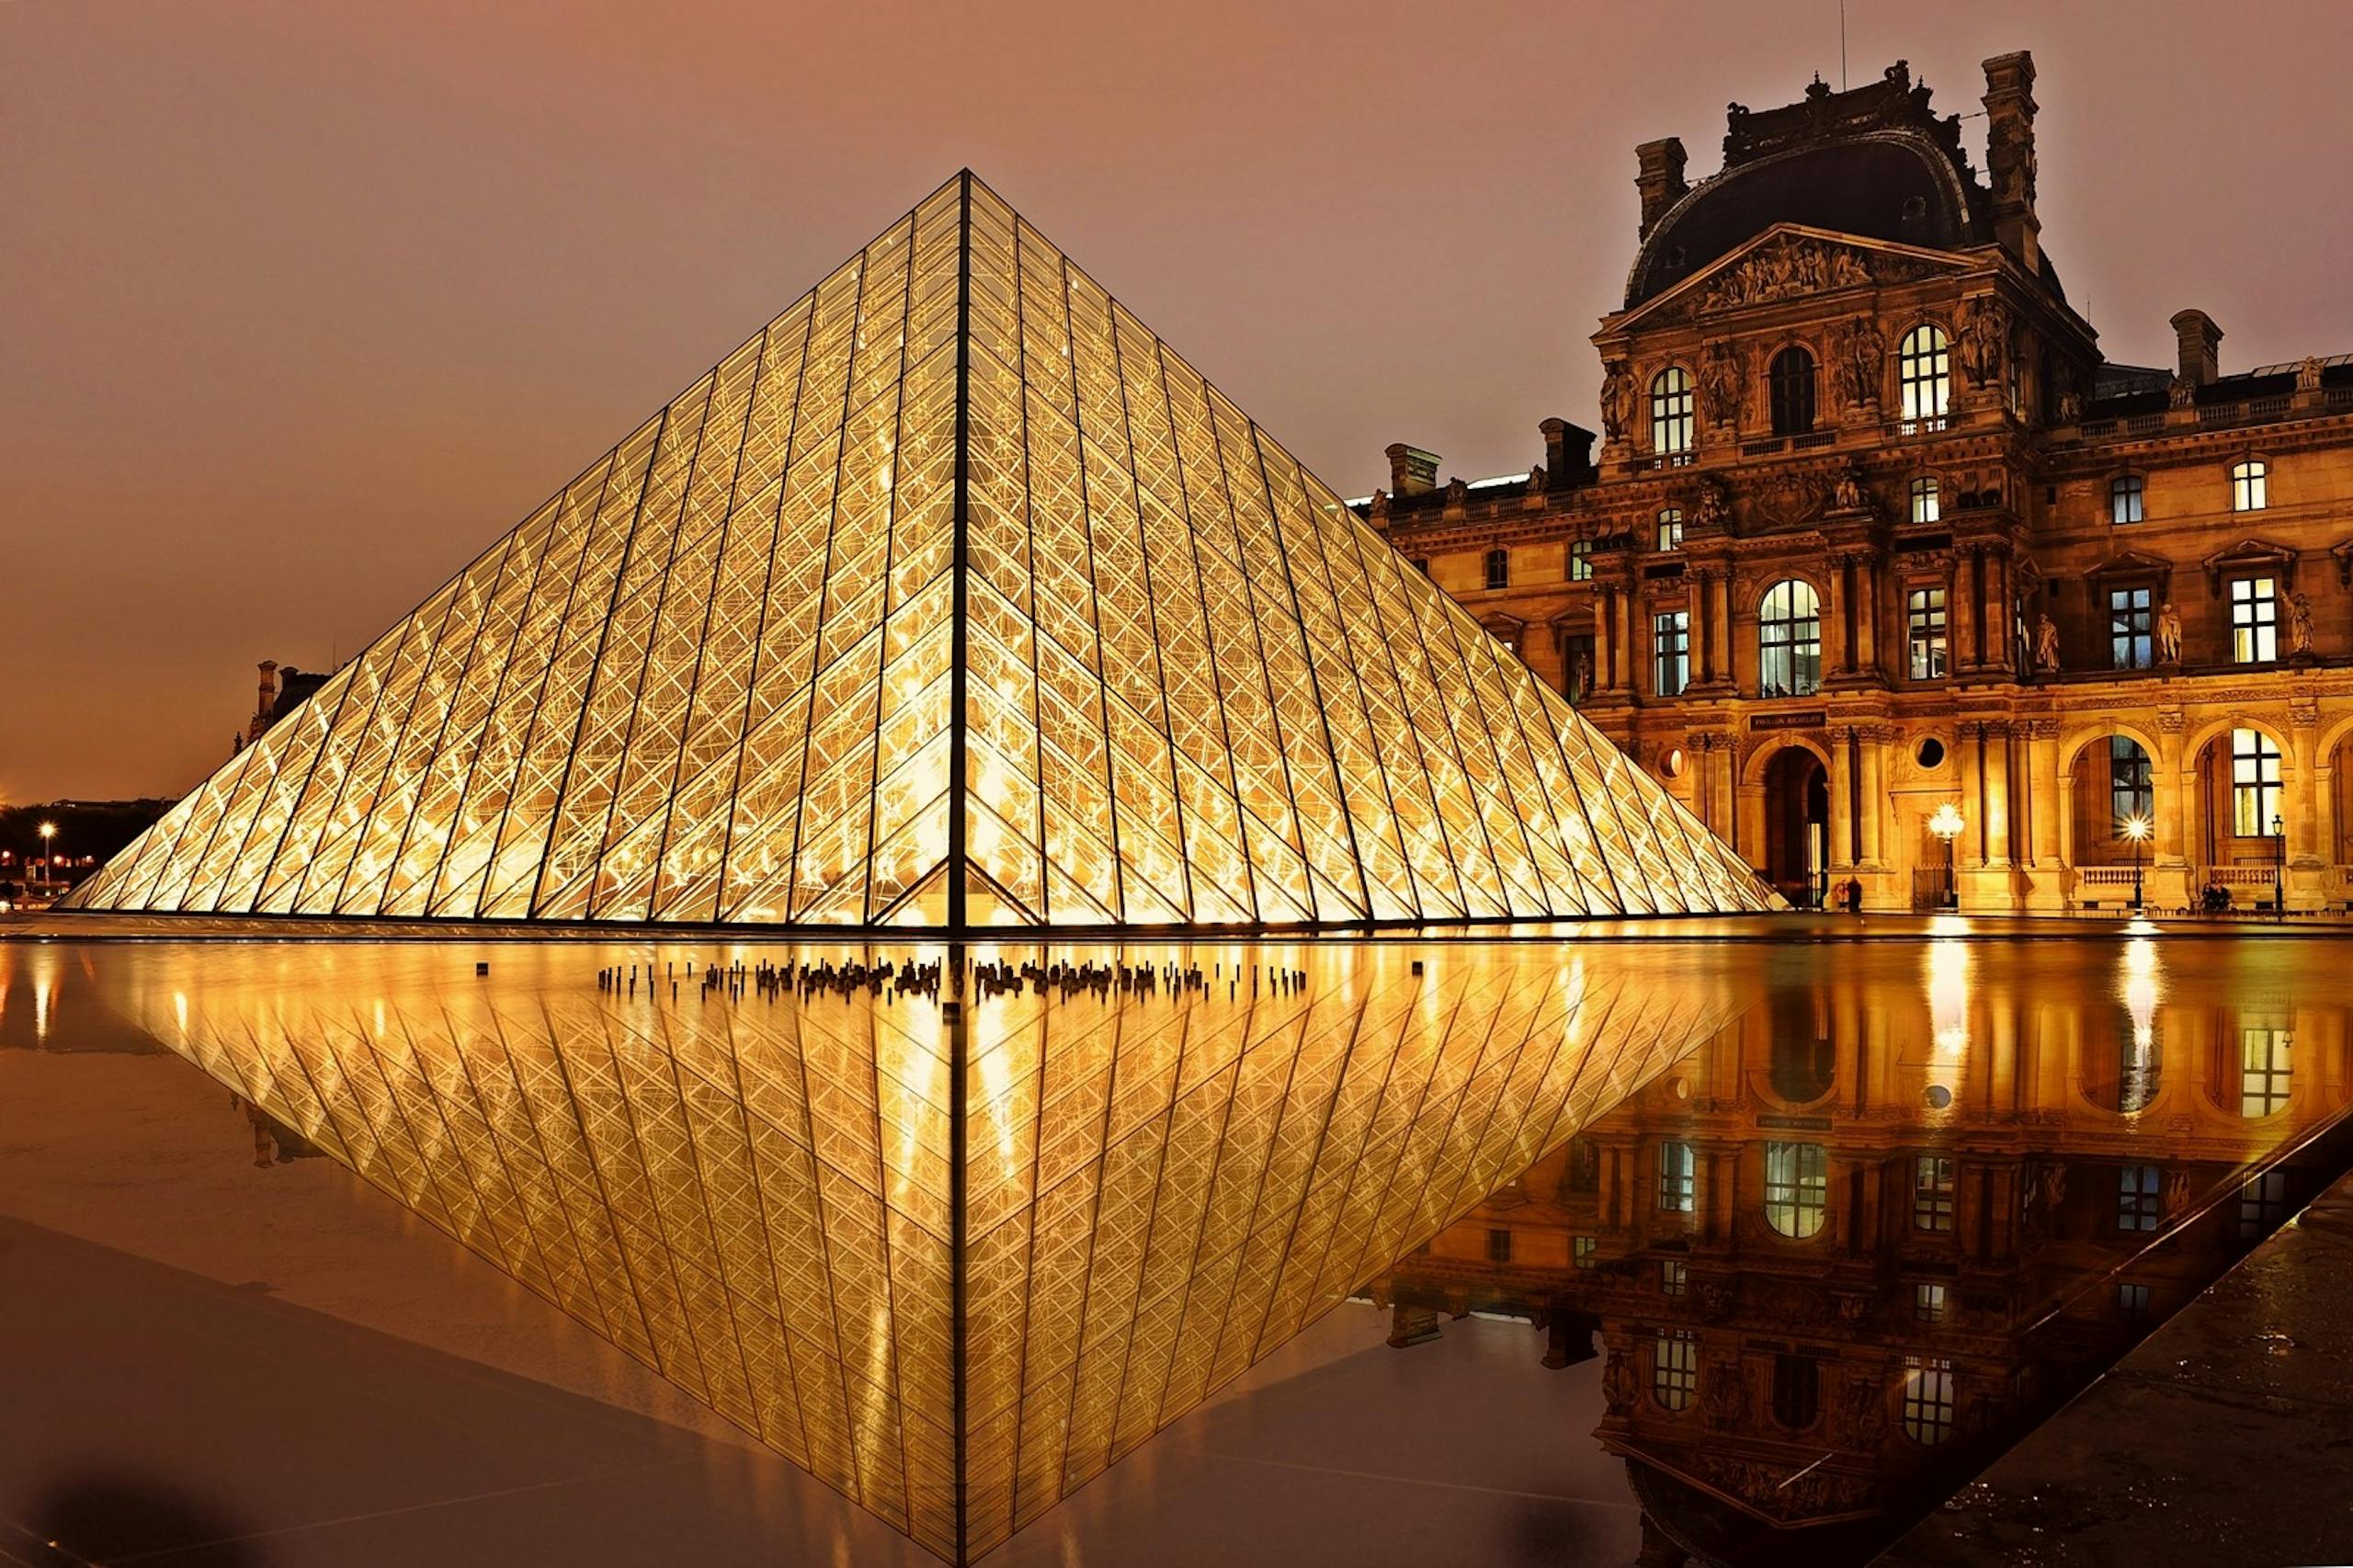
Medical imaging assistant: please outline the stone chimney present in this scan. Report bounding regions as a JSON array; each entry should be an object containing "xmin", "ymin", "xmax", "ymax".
[
  {"xmin": 1540, "ymin": 418, "xmax": 1597, "ymax": 485},
  {"xmin": 1635, "ymin": 138, "xmax": 1688, "ymax": 240},
  {"xmin": 2170, "ymin": 310, "xmax": 2223, "ymax": 387},
  {"xmin": 250, "ymin": 661, "xmax": 278, "ymax": 744},
  {"xmin": 1384, "ymin": 443, "xmax": 1442, "ymax": 496},
  {"xmin": 1980, "ymin": 52, "xmax": 2040, "ymax": 272}
]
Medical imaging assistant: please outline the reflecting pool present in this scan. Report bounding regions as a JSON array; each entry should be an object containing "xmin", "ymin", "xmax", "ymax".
[{"xmin": 1, "ymin": 933, "xmax": 2343, "ymax": 1566}]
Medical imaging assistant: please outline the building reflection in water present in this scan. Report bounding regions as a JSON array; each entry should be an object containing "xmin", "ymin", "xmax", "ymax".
[
  {"xmin": 1381, "ymin": 937, "xmax": 2347, "ymax": 1566},
  {"xmin": 53, "ymin": 938, "xmax": 1740, "ymax": 1565}
]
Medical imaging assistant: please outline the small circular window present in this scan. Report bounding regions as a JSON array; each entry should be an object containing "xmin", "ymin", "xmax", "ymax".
[
  {"xmin": 1661, "ymin": 747, "xmax": 1687, "ymax": 778},
  {"xmin": 1925, "ymin": 1084, "xmax": 1954, "ymax": 1110},
  {"xmin": 1915, "ymin": 737, "xmax": 1948, "ymax": 769}
]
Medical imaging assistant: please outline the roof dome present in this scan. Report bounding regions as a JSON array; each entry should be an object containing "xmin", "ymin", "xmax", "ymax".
[{"xmin": 1626, "ymin": 131, "xmax": 1982, "ymax": 306}]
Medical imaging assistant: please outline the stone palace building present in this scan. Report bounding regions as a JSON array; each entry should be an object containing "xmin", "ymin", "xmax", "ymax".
[{"xmin": 1365, "ymin": 52, "xmax": 2353, "ymax": 913}]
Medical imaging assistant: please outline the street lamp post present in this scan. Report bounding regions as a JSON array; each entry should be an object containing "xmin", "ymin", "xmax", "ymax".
[
  {"xmin": 2124, "ymin": 813, "xmax": 2151, "ymax": 912},
  {"xmin": 2274, "ymin": 812, "xmax": 2286, "ymax": 921},
  {"xmin": 37, "ymin": 821, "xmax": 56, "ymax": 892},
  {"xmin": 1928, "ymin": 802, "xmax": 1965, "ymax": 912}
]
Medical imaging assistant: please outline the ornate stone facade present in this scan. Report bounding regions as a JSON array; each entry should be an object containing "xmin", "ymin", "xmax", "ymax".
[{"xmin": 1370, "ymin": 51, "xmax": 2353, "ymax": 913}]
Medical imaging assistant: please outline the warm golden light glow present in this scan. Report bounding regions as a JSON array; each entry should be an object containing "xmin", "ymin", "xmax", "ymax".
[
  {"xmin": 63, "ymin": 176, "xmax": 1771, "ymax": 931},
  {"xmin": 1927, "ymin": 802, "xmax": 1965, "ymax": 841},
  {"xmin": 2123, "ymin": 813, "xmax": 2152, "ymax": 842}
]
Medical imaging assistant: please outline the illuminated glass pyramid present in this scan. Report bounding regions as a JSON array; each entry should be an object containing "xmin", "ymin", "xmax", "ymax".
[
  {"xmin": 69, "ymin": 174, "xmax": 1772, "ymax": 928},
  {"xmin": 100, "ymin": 940, "xmax": 1742, "ymax": 1562}
]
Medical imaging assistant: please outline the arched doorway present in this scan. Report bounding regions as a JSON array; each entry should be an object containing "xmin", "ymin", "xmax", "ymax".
[
  {"xmin": 1762, "ymin": 747, "xmax": 1830, "ymax": 908},
  {"xmin": 2068, "ymin": 733, "xmax": 2157, "ymax": 909},
  {"xmin": 2191, "ymin": 725, "xmax": 2288, "ymax": 912}
]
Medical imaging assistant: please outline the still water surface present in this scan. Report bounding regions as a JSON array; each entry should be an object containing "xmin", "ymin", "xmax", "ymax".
[{"xmin": 0, "ymin": 932, "xmax": 2339, "ymax": 1566}]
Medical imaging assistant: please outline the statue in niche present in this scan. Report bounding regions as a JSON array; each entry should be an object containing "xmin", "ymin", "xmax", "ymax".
[
  {"xmin": 2058, "ymin": 389, "xmax": 2084, "ymax": 423},
  {"xmin": 1836, "ymin": 317, "xmax": 1886, "ymax": 411},
  {"xmin": 2157, "ymin": 600, "xmax": 2184, "ymax": 663},
  {"xmin": 1599, "ymin": 360, "xmax": 1633, "ymax": 441},
  {"xmin": 1832, "ymin": 462, "xmax": 1866, "ymax": 512},
  {"xmin": 1698, "ymin": 341, "xmax": 1745, "ymax": 426},
  {"xmin": 1957, "ymin": 298, "xmax": 2007, "ymax": 389},
  {"xmin": 1573, "ymin": 648, "xmax": 1594, "ymax": 701},
  {"xmin": 2034, "ymin": 613, "xmax": 2062, "ymax": 671},
  {"xmin": 2288, "ymin": 590, "xmax": 2316, "ymax": 654}
]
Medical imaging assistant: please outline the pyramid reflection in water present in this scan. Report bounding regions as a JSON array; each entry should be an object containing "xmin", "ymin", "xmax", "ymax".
[
  {"xmin": 108, "ymin": 942, "xmax": 1740, "ymax": 1562},
  {"xmin": 70, "ymin": 174, "xmax": 1771, "ymax": 928}
]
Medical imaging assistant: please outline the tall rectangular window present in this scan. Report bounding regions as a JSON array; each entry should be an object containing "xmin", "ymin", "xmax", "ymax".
[
  {"xmin": 1903, "ymin": 1358, "xmax": 1956, "ymax": 1445},
  {"xmin": 2239, "ymin": 1170, "xmax": 2289, "ymax": 1239},
  {"xmin": 2119, "ymin": 1164, "xmax": 2162, "ymax": 1232},
  {"xmin": 1651, "ymin": 369, "xmax": 1695, "ymax": 459},
  {"xmin": 1913, "ymin": 1154, "xmax": 1957, "ymax": 1233},
  {"xmin": 2111, "ymin": 473, "xmax": 2145, "ymax": 525},
  {"xmin": 2230, "ymin": 577, "xmax": 2278, "ymax": 663},
  {"xmin": 1654, "ymin": 1331, "xmax": 1699, "ymax": 1410},
  {"xmin": 1654, "ymin": 610, "xmax": 1689, "ymax": 698},
  {"xmin": 2231, "ymin": 728, "xmax": 2282, "ymax": 836},
  {"xmin": 1655, "ymin": 508, "xmax": 1684, "ymax": 551},
  {"xmin": 1568, "ymin": 539, "xmax": 1593, "ymax": 581},
  {"xmin": 1763, "ymin": 1142, "xmax": 1828, "ymax": 1238},
  {"xmin": 1484, "ymin": 548, "xmax": 1510, "ymax": 590},
  {"xmin": 1658, "ymin": 1142, "xmax": 1696, "ymax": 1213},
  {"xmin": 1907, "ymin": 587, "xmax": 1949, "ymax": 679},
  {"xmin": 2118, "ymin": 1281, "xmax": 2152, "ymax": 1318},
  {"xmin": 2232, "ymin": 460, "xmax": 2268, "ymax": 512},
  {"xmin": 1660, "ymin": 1258, "xmax": 1688, "ymax": 1297},
  {"xmin": 1486, "ymin": 1227, "xmax": 1513, "ymax": 1263},
  {"xmin": 1909, "ymin": 475, "xmax": 1941, "ymax": 523},
  {"xmin": 1915, "ymin": 1282, "xmax": 1948, "ymax": 1323},
  {"xmin": 2240, "ymin": 1028, "xmax": 2292, "ymax": 1118},
  {"xmin": 2109, "ymin": 586, "xmax": 2154, "ymax": 670},
  {"xmin": 2109, "ymin": 737, "xmax": 2154, "ymax": 827},
  {"xmin": 1899, "ymin": 325, "xmax": 1951, "ymax": 426}
]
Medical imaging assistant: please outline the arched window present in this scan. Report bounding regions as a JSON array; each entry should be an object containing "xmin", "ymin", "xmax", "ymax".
[
  {"xmin": 2111, "ymin": 473, "xmax": 2146, "ymax": 525},
  {"xmin": 1908, "ymin": 474, "xmax": 1940, "ymax": 524},
  {"xmin": 1654, "ymin": 1331, "xmax": 1699, "ymax": 1411},
  {"xmin": 2239, "ymin": 1027, "xmax": 2292, "ymax": 1118},
  {"xmin": 1903, "ymin": 1358, "xmax": 1955, "ymax": 1445},
  {"xmin": 2231, "ymin": 728, "xmax": 2282, "ymax": 836},
  {"xmin": 1650, "ymin": 368, "xmax": 1695, "ymax": 459},
  {"xmin": 1483, "ymin": 547, "xmax": 1509, "ymax": 589},
  {"xmin": 1763, "ymin": 1142, "xmax": 1828, "ymax": 1237},
  {"xmin": 2232, "ymin": 459, "xmax": 2268, "ymax": 512},
  {"xmin": 1655, "ymin": 506, "xmax": 1684, "ymax": 551},
  {"xmin": 1757, "ymin": 579, "xmax": 1822, "ymax": 697},
  {"xmin": 2109, "ymin": 737, "xmax": 2154, "ymax": 830},
  {"xmin": 1768, "ymin": 346, "xmax": 1818, "ymax": 436},
  {"xmin": 1899, "ymin": 324, "xmax": 1951, "ymax": 426}
]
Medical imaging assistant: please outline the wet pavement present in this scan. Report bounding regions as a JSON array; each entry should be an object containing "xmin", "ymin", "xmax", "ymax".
[{"xmin": 2, "ymin": 931, "xmax": 2348, "ymax": 1566}]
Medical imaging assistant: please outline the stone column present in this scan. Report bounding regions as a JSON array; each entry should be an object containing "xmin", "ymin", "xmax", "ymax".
[
  {"xmin": 1856, "ymin": 554, "xmax": 1881, "ymax": 674},
  {"xmin": 1984, "ymin": 722, "xmax": 2014, "ymax": 866},
  {"xmin": 2291, "ymin": 710, "xmax": 2324, "ymax": 909},
  {"xmin": 1859, "ymin": 728, "xmax": 1888, "ymax": 868},
  {"xmin": 1829, "ymin": 732, "xmax": 1857, "ymax": 879}
]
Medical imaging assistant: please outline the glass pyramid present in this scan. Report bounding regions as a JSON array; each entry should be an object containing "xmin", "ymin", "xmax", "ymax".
[
  {"xmin": 96, "ymin": 939, "xmax": 1744, "ymax": 1562},
  {"xmin": 67, "ymin": 174, "xmax": 1773, "ymax": 929}
]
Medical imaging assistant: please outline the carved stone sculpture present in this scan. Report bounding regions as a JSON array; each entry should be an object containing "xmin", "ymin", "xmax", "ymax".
[
  {"xmin": 2288, "ymin": 590, "xmax": 2316, "ymax": 654},
  {"xmin": 1699, "ymin": 341, "xmax": 1745, "ymax": 426},
  {"xmin": 1832, "ymin": 462, "xmax": 1865, "ymax": 512},
  {"xmin": 2158, "ymin": 600, "xmax": 2183, "ymax": 663},
  {"xmin": 1698, "ymin": 235, "xmax": 1871, "ymax": 312},
  {"xmin": 2298, "ymin": 356, "xmax": 2325, "ymax": 393},
  {"xmin": 1601, "ymin": 1348, "xmax": 1638, "ymax": 1415},
  {"xmin": 1693, "ymin": 475, "xmax": 1733, "ymax": 532},
  {"xmin": 1957, "ymin": 298, "xmax": 2007, "ymax": 389},
  {"xmin": 1835, "ymin": 317, "xmax": 1886, "ymax": 411},
  {"xmin": 2034, "ymin": 613, "xmax": 2061, "ymax": 671},
  {"xmin": 1599, "ymin": 360, "xmax": 1632, "ymax": 441},
  {"xmin": 2169, "ymin": 374, "xmax": 2195, "ymax": 410},
  {"xmin": 1368, "ymin": 488, "xmax": 1390, "ymax": 526}
]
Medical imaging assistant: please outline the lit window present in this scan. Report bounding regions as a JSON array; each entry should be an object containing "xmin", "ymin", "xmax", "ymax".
[
  {"xmin": 1658, "ymin": 1142, "xmax": 1696, "ymax": 1213},
  {"xmin": 2239, "ymin": 1170, "xmax": 2289, "ymax": 1239},
  {"xmin": 2229, "ymin": 576, "xmax": 2278, "ymax": 663},
  {"xmin": 1763, "ymin": 1142, "xmax": 1828, "ymax": 1238},
  {"xmin": 1484, "ymin": 547, "xmax": 1509, "ymax": 590},
  {"xmin": 1655, "ymin": 507, "xmax": 1684, "ymax": 551},
  {"xmin": 1573, "ymin": 1234, "xmax": 1598, "ymax": 1269},
  {"xmin": 1915, "ymin": 1282, "xmax": 1948, "ymax": 1323},
  {"xmin": 1909, "ymin": 474, "xmax": 1941, "ymax": 523},
  {"xmin": 2119, "ymin": 1164, "xmax": 2162, "ymax": 1233},
  {"xmin": 1654, "ymin": 1331, "xmax": 1699, "ymax": 1411},
  {"xmin": 1769, "ymin": 346, "xmax": 1818, "ymax": 436},
  {"xmin": 1568, "ymin": 539, "xmax": 1593, "ymax": 582},
  {"xmin": 2109, "ymin": 586, "xmax": 2153, "ymax": 670},
  {"xmin": 1771, "ymin": 1355, "xmax": 1820, "ymax": 1429},
  {"xmin": 1660, "ymin": 1258, "xmax": 1688, "ymax": 1297},
  {"xmin": 1654, "ymin": 610, "xmax": 1689, "ymax": 698},
  {"xmin": 2231, "ymin": 728, "xmax": 2282, "ymax": 836},
  {"xmin": 1651, "ymin": 368, "xmax": 1695, "ymax": 458},
  {"xmin": 2232, "ymin": 460, "xmax": 2268, "ymax": 512},
  {"xmin": 2111, "ymin": 473, "xmax": 2145, "ymax": 525},
  {"xmin": 1487, "ymin": 1227, "xmax": 1513, "ymax": 1263},
  {"xmin": 2109, "ymin": 737, "xmax": 2154, "ymax": 829},
  {"xmin": 1899, "ymin": 325, "xmax": 1951, "ymax": 426},
  {"xmin": 2119, "ymin": 1281, "xmax": 2152, "ymax": 1318},
  {"xmin": 1913, "ymin": 1154, "xmax": 1957, "ymax": 1233},
  {"xmin": 2240, "ymin": 1028, "xmax": 2292, "ymax": 1118},
  {"xmin": 1907, "ymin": 587, "xmax": 1949, "ymax": 679},
  {"xmin": 1757, "ymin": 580, "xmax": 1822, "ymax": 698},
  {"xmin": 1902, "ymin": 1358, "xmax": 1955, "ymax": 1445}
]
